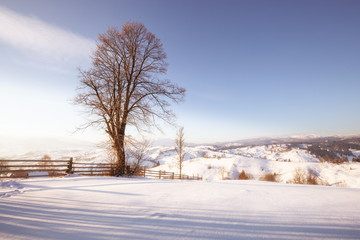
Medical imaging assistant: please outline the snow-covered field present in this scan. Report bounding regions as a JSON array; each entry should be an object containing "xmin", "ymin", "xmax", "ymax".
[
  {"xmin": 2, "ymin": 140, "xmax": 360, "ymax": 188},
  {"xmin": 147, "ymin": 145, "xmax": 360, "ymax": 188},
  {"xmin": 1, "ymin": 176, "xmax": 360, "ymax": 240}
]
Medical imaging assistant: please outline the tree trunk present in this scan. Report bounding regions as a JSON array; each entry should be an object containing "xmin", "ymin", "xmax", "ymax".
[
  {"xmin": 116, "ymin": 143, "xmax": 126, "ymax": 176},
  {"xmin": 115, "ymin": 122, "xmax": 127, "ymax": 176}
]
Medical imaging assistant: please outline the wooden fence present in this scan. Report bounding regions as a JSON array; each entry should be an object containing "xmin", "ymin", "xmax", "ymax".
[
  {"xmin": 137, "ymin": 168, "xmax": 202, "ymax": 180},
  {"xmin": 0, "ymin": 159, "xmax": 202, "ymax": 180},
  {"xmin": 0, "ymin": 158, "xmax": 115, "ymax": 178},
  {"xmin": 0, "ymin": 159, "xmax": 69, "ymax": 178}
]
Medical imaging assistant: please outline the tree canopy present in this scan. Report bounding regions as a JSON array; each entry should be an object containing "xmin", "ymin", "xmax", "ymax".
[{"xmin": 75, "ymin": 22, "xmax": 185, "ymax": 175}]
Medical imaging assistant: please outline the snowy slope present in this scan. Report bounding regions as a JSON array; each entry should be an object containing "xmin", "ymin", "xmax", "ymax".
[
  {"xmin": 0, "ymin": 176, "xmax": 359, "ymax": 240},
  {"xmin": 147, "ymin": 144, "xmax": 360, "ymax": 188},
  {"xmin": 2, "ymin": 139, "xmax": 360, "ymax": 188}
]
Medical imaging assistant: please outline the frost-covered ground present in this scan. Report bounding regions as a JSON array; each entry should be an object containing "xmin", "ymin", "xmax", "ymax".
[{"xmin": 1, "ymin": 176, "xmax": 360, "ymax": 240}]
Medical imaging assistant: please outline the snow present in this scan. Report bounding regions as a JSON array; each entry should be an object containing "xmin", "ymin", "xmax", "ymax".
[
  {"xmin": 27, "ymin": 172, "xmax": 49, "ymax": 177},
  {"xmin": 0, "ymin": 138, "xmax": 106, "ymax": 162},
  {"xmin": 223, "ymin": 145, "xmax": 318, "ymax": 162},
  {"xmin": 2, "ymin": 141, "xmax": 360, "ymax": 187},
  {"xmin": 351, "ymin": 149, "xmax": 360, "ymax": 158},
  {"xmin": 149, "ymin": 145, "xmax": 360, "ymax": 187},
  {"xmin": 1, "ymin": 176, "xmax": 360, "ymax": 239}
]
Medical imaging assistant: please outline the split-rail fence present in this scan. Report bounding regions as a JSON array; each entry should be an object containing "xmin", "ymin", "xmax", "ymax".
[{"xmin": 0, "ymin": 158, "xmax": 202, "ymax": 180}]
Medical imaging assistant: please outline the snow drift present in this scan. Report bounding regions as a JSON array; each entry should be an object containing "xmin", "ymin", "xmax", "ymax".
[{"xmin": 1, "ymin": 176, "xmax": 360, "ymax": 240}]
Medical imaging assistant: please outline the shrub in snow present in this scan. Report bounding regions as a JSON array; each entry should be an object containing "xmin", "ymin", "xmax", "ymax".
[
  {"xmin": 289, "ymin": 168, "xmax": 320, "ymax": 185},
  {"xmin": 259, "ymin": 172, "xmax": 279, "ymax": 182},
  {"xmin": 289, "ymin": 168, "xmax": 306, "ymax": 184},
  {"xmin": 238, "ymin": 170, "xmax": 252, "ymax": 180},
  {"xmin": 333, "ymin": 156, "xmax": 349, "ymax": 164},
  {"xmin": 352, "ymin": 157, "xmax": 360, "ymax": 163},
  {"xmin": 201, "ymin": 152, "xmax": 210, "ymax": 158},
  {"xmin": 306, "ymin": 169, "xmax": 318, "ymax": 185}
]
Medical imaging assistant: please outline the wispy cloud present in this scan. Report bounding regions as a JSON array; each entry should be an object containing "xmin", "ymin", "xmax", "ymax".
[{"xmin": 0, "ymin": 5, "xmax": 95, "ymax": 64}]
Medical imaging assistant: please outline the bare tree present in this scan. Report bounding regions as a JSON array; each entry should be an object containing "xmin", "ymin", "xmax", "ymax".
[
  {"xmin": 126, "ymin": 137, "xmax": 152, "ymax": 175},
  {"xmin": 75, "ymin": 22, "xmax": 185, "ymax": 175},
  {"xmin": 175, "ymin": 127, "xmax": 186, "ymax": 179}
]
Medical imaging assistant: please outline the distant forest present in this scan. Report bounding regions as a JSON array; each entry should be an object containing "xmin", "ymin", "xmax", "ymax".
[
  {"xmin": 218, "ymin": 137, "xmax": 360, "ymax": 164},
  {"xmin": 302, "ymin": 137, "xmax": 360, "ymax": 163}
]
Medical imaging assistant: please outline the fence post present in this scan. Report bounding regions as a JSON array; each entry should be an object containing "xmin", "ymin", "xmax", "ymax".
[
  {"xmin": 66, "ymin": 157, "xmax": 73, "ymax": 174},
  {"xmin": 172, "ymin": 172, "xmax": 174, "ymax": 179},
  {"xmin": 159, "ymin": 170, "xmax": 162, "ymax": 179},
  {"xmin": 143, "ymin": 166, "xmax": 146, "ymax": 177}
]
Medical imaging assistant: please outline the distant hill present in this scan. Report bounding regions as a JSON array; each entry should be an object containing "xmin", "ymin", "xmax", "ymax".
[
  {"xmin": 2, "ymin": 135, "xmax": 360, "ymax": 187},
  {"xmin": 146, "ymin": 135, "xmax": 360, "ymax": 187},
  {"xmin": 213, "ymin": 134, "xmax": 360, "ymax": 148}
]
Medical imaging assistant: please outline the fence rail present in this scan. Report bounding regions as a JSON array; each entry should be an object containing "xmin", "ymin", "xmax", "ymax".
[
  {"xmin": 0, "ymin": 159, "xmax": 202, "ymax": 180},
  {"xmin": 136, "ymin": 168, "xmax": 202, "ymax": 180}
]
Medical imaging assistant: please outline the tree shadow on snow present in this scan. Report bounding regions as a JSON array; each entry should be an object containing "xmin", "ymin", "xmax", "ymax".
[{"xmin": 0, "ymin": 198, "xmax": 359, "ymax": 240}]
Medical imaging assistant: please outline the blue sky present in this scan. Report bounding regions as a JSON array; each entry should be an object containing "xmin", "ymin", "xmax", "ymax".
[{"xmin": 0, "ymin": 0, "xmax": 359, "ymax": 144}]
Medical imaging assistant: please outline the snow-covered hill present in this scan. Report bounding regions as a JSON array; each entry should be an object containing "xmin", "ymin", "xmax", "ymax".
[
  {"xmin": 1, "ymin": 136, "xmax": 360, "ymax": 187},
  {"xmin": 144, "ymin": 143, "xmax": 360, "ymax": 187}
]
